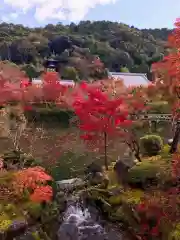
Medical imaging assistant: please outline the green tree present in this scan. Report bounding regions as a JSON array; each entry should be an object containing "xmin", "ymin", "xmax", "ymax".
[
  {"xmin": 21, "ymin": 64, "xmax": 41, "ymax": 79},
  {"xmin": 120, "ymin": 66, "xmax": 129, "ymax": 72},
  {"xmin": 61, "ymin": 66, "xmax": 80, "ymax": 82}
]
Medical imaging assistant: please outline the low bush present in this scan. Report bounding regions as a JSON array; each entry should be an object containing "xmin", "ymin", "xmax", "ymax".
[
  {"xmin": 147, "ymin": 101, "xmax": 170, "ymax": 114},
  {"xmin": 108, "ymin": 189, "xmax": 144, "ymax": 206},
  {"xmin": 140, "ymin": 134, "xmax": 163, "ymax": 156},
  {"xmin": 0, "ymin": 164, "xmax": 54, "ymax": 236},
  {"xmin": 127, "ymin": 157, "xmax": 171, "ymax": 188},
  {"xmin": 85, "ymin": 157, "xmax": 180, "ymax": 240},
  {"xmin": 1, "ymin": 150, "xmax": 42, "ymax": 170},
  {"xmin": 50, "ymin": 151, "xmax": 94, "ymax": 180},
  {"xmin": 160, "ymin": 144, "xmax": 171, "ymax": 159},
  {"xmin": 135, "ymin": 189, "xmax": 180, "ymax": 240},
  {"xmin": 25, "ymin": 108, "xmax": 74, "ymax": 126}
]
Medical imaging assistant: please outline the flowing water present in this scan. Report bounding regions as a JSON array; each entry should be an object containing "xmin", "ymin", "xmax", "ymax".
[
  {"xmin": 58, "ymin": 202, "xmax": 125, "ymax": 240},
  {"xmin": 13, "ymin": 199, "xmax": 129, "ymax": 240}
]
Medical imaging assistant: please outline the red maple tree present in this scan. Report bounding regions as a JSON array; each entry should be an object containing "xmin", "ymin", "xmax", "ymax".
[
  {"xmin": 118, "ymin": 86, "xmax": 149, "ymax": 161},
  {"xmin": 151, "ymin": 19, "xmax": 180, "ymax": 153},
  {"xmin": 72, "ymin": 82, "xmax": 132, "ymax": 170}
]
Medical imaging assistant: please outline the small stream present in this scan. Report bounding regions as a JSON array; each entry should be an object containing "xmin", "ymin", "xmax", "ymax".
[{"xmin": 58, "ymin": 202, "xmax": 125, "ymax": 240}]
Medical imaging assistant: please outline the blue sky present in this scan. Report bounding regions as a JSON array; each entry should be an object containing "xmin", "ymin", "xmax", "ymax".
[{"xmin": 0, "ymin": 0, "xmax": 179, "ymax": 28}]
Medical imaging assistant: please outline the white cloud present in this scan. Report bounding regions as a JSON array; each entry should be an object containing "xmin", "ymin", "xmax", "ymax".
[
  {"xmin": 9, "ymin": 12, "xmax": 19, "ymax": 19},
  {"xmin": 1, "ymin": 16, "xmax": 10, "ymax": 22},
  {"xmin": 3, "ymin": 0, "xmax": 117, "ymax": 22},
  {"xmin": 1, "ymin": 12, "xmax": 19, "ymax": 23}
]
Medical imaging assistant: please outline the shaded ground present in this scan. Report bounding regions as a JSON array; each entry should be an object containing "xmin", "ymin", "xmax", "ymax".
[
  {"xmin": 0, "ymin": 120, "xmax": 173, "ymax": 179},
  {"xmin": 0, "ymin": 123, "xmax": 126, "ymax": 178}
]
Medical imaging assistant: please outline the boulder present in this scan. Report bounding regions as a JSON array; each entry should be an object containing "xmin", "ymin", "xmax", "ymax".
[
  {"xmin": 57, "ymin": 222, "xmax": 79, "ymax": 240},
  {"xmin": 56, "ymin": 178, "xmax": 85, "ymax": 192},
  {"xmin": 89, "ymin": 172, "xmax": 109, "ymax": 188},
  {"xmin": 90, "ymin": 172, "xmax": 104, "ymax": 185},
  {"xmin": 0, "ymin": 219, "xmax": 28, "ymax": 240},
  {"xmin": 85, "ymin": 162, "xmax": 103, "ymax": 176},
  {"xmin": 168, "ymin": 138, "xmax": 173, "ymax": 146},
  {"xmin": 114, "ymin": 160, "xmax": 130, "ymax": 185},
  {"xmin": 118, "ymin": 148, "xmax": 137, "ymax": 168},
  {"xmin": 13, "ymin": 227, "xmax": 38, "ymax": 240},
  {"xmin": 55, "ymin": 191, "xmax": 67, "ymax": 212},
  {"xmin": 85, "ymin": 162, "xmax": 109, "ymax": 188}
]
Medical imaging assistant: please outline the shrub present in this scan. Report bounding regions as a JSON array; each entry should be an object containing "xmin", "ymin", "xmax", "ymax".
[
  {"xmin": 169, "ymin": 223, "xmax": 180, "ymax": 240},
  {"xmin": 147, "ymin": 101, "xmax": 170, "ymax": 114},
  {"xmin": 108, "ymin": 189, "xmax": 144, "ymax": 206},
  {"xmin": 1, "ymin": 150, "xmax": 42, "ymax": 170},
  {"xmin": 135, "ymin": 189, "xmax": 180, "ymax": 240},
  {"xmin": 25, "ymin": 109, "xmax": 74, "ymax": 126},
  {"xmin": 106, "ymin": 162, "xmax": 119, "ymax": 186},
  {"xmin": 160, "ymin": 144, "xmax": 171, "ymax": 159},
  {"xmin": 140, "ymin": 134, "xmax": 163, "ymax": 156},
  {"xmin": 50, "ymin": 151, "xmax": 94, "ymax": 180},
  {"xmin": 127, "ymin": 157, "xmax": 171, "ymax": 188}
]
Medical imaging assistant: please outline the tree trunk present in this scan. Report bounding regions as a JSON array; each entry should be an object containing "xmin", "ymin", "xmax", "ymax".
[
  {"xmin": 131, "ymin": 130, "xmax": 141, "ymax": 162},
  {"xmin": 134, "ymin": 147, "xmax": 141, "ymax": 162},
  {"xmin": 0, "ymin": 106, "xmax": 10, "ymax": 138},
  {"xmin": 169, "ymin": 122, "xmax": 180, "ymax": 154},
  {"xmin": 104, "ymin": 132, "xmax": 108, "ymax": 170}
]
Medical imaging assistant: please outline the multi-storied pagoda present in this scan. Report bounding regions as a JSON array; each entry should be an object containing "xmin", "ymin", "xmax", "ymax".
[{"xmin": 43, "ymin": 58, "xmax": 60, "ymax": 72}]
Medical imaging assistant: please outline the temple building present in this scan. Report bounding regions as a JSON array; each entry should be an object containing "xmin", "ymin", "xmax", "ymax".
[{"xmin": 108, "ymin": 72, "xmax": 150, "ymax": 87}]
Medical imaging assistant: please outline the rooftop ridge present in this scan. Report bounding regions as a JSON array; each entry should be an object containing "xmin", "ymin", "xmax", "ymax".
[{"xmin": 109, "ymin": 72, "xmax": 147, "ymax": 77}]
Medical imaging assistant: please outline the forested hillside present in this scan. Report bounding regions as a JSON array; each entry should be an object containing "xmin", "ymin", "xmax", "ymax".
[{"xmin": 0, "ymin": 21, "xmax": 172, "ymax": 80}]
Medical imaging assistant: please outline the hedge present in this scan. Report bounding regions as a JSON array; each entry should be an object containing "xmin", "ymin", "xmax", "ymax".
[{"xmin": 25, "ymin": 108, "xmax": 75, "ymax": 126}]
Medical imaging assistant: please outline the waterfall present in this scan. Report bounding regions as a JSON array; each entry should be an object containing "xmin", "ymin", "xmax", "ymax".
[{"xmin": 57, "ymin": 202, "xmax": 108, "ymax": 240}]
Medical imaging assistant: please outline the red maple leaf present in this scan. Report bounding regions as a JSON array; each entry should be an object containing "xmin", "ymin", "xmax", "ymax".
[{"xmin": 72, "ymin": 82, "xmax": 132, "ymax": 169}]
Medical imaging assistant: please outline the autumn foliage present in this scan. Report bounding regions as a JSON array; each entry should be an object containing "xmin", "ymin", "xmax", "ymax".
[
  {"xmin": 0, "ymin": 22, "xmax": 180, "ymax": 238},
  {"xmin": 72, "ymin": 82, "xmax": 132, "ymax": 169},
  {"xmin": 0, "ymin": 65, "xmax": 55, "ymax": 206},
  {"xmin": 41, "ymin": 72, "xmax": 68, "ymax": 102},
  {"xmin": 136, "ymin": 188, "xmax": 180, "ymax": 240},
  {"xmin": 151, "ymin": 18, "xmax": 180, "ymax": 104},
  {"xmin": 13, "ymin": 166, "xmax": 53, "ymax": 203},
  {"xmin": 132, "ymin": 19, "xmax": 180, "ymax": 240}
]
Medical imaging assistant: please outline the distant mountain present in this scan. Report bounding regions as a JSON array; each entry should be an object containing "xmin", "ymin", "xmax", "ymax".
[
  {"xmin": 141, "ymin": 28, "xmax": 172, "ymax": 41},
  {"xmin": 0, "ymin": 21, "xmax": 172, "ymax": 80}
]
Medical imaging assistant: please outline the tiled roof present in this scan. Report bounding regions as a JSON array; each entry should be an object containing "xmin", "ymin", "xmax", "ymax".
[
  {"xmin": 60, "ymin": 80, "xmax": 75, "ymax": 86},
  {"xmin": 32, "ymin": 78, "xmax": 42, "ymax": 84},
  {"xmin": 31, "ymin": 78, "xmax": 75, "ymax": 86},
  {"xmin": 108, "ymin": 72, "xmax": 149, "ymax": 87}
]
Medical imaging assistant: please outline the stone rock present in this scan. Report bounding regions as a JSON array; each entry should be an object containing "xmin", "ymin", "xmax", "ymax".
[
  {"xmin": 85, "ymin": 162, "xmax": 103, "ymax": 176},
  {"xmin": 118, "ymin": 148, "xmax": 137, "ymax": 168},
  {"xmin": 89, "ymin": 172, "xmax": 109, "ymax": 188},
  {"xmin": 78, "ymin": 224, "xmax": 107, "ymax": 240},
  {"xmin": 58, "ymin": 222, "xmax": 79, "ymax": 240},
  {"xmin": 56, "ymin": 178, "xmax": 85, "ymax": 192},
  {"xmin": 56, "ymin": 191, "xmax": 67, "ymax": 212},
  {"xmin": 108, "ymin": 186, "xmax": 123, "ymax": 196},
  {"xmin": 13, "ymin": 227, "xmax": 38, "ymax": 240},
  {"xmin": 9, "ymin": 219, "xmax": 28, "ymax": 232},
  {"xmin": 85, "ymin": 162, "xmax": 109, "ymax": 188},
  {"xmin": 1, "ymin": 219, "xmax": 28, "ymax": 239},
  {"xmin": 114, "ymin": 160, "xmax": 130, "ymax": 184},
  {"xmin": 56, "ymin": 191, "xmax": 65, "ymax": 198},
  {"xmin": 90, "ymin": 172, "xmax": 104, "ymax": 184},
  {"xmin": 168, "ymin": 138, "xmax": 173, "ymax": 146}
]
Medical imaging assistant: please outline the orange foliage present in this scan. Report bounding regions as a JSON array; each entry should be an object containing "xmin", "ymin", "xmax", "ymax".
[
  {"xmin": 151, "ymin": 18, "xmax": 180, "ymax": 104},
  {"xmin": 0, "ymin": 61, "xmax": 26, "ymax": 85},
  {"xmin": 13, "ymin": 166, "xmax": 53, "ymax": 203},
  {"xmin": 30, "ymin": 185, "xmax": 53, "ymax": 203}
]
